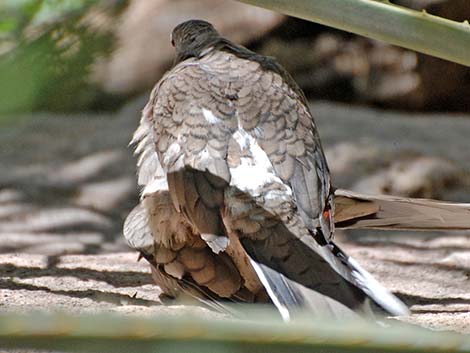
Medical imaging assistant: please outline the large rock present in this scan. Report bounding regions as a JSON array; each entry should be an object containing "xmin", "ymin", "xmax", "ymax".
[
  {"xmin": 352, "ymin": 155, "xmax": 462, "ymax": 198},
  {"xmin": 256, "ymin": 0, "xmax": 470, "ymax": 111},
  {"xmin": 93, "ymin": 0, "xmax": 284, "ymax": 95}
]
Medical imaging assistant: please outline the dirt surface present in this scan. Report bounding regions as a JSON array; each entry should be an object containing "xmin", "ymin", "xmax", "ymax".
[{"xmin": 0, "ymin": 98, "xmax": 469, "ymax": 334}]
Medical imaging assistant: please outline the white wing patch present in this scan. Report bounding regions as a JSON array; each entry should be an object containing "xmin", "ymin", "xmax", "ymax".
[
  {"xmin": 123, "ymin": 204, "xmax": 155, "ymax": 255},
  {"xmin": 163, "ymin": 142, "xmax": 182, "ymax": 166},
  {"xmin": 142, "ymin": 178, "xmax": 169, "ymax": 197},
  {"xmin": 229, "ymin": 129, "xmax": 292, "ymax": 199},
  {"xmin": 203, "ymin": 108, "xmax": 222, "ymax": 124}
]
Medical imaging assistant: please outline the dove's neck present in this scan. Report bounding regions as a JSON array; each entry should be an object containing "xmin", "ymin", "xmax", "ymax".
[
  {"xmin": 174, "ymin": 34, "xmax": 222, "ymax": 65},
  {"xmin": 174, "ymin": 35, "xmax": 258, "ymax": 65}
]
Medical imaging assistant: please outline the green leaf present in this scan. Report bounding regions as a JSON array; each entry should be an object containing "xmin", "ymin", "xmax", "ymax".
[{"xmin": 0, "ymin": 17, "xmax": 17, "ymax": 33}]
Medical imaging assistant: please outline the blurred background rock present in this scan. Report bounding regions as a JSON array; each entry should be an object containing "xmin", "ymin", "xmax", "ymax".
[{"xmin": 0, "ymin": 0, "xmax": 469, "ymax": 331}]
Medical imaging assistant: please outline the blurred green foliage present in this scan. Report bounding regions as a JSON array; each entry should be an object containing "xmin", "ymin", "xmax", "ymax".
[
  {"xmin": 0, "ymin": 0, "xmax": 125, "ymax": 114},
  {"xmin": 1, "ymin": 311, "xmax": 470, "ymax": 353}
]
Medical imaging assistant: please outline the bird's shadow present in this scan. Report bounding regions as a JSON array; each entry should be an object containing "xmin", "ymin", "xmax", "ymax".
[{"xmin": 397, "ymin": 292, "xmax": 470, "ymax": 314}]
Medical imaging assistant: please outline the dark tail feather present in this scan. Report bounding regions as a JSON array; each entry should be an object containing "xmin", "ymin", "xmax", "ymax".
[
  {"xmin": 326, "ymin": 242, "xmax": 409, "ymax": 317},
  {"xmin": 250, "ymin": 260, "xmax": 303, "ymax": 321},
  {"xmin": 299, "ymin": 236, "xmax": 410, "ymax": 317},
  {"xmin": 250, "ymin": 260, "xmax": 363, "ymax": 321}
]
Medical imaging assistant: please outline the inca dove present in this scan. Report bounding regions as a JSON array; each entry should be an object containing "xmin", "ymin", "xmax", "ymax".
[{"xmin": 124, "ymin": 20, "xmax": 470, "ymax": 320}]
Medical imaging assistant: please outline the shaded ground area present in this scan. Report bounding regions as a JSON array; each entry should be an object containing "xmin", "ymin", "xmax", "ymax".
[
  {"xmin": 341, "ymin": 230, "xmax": 470, "ymax": 332},
  {"xmin": 0, "ymin": 99, "xmax": 469, "ymax": 333}
]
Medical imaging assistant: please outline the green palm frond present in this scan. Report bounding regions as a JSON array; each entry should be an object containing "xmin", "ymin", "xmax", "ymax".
[{"xmin": 237, "ymin": 0, "xmax": 470, "ymax": 66}]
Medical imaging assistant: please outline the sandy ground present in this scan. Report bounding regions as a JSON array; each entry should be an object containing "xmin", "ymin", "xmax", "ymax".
[{"xmin": 0, "ymin": 98, "xmax": 469, "ymax": 335}]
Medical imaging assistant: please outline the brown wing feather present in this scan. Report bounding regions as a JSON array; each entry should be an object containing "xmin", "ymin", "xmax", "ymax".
[{"xmin": 124, "ymin": 191, "xmax": 262, "ymax": 302}]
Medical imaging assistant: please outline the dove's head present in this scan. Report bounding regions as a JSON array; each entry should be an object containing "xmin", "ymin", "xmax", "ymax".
[{"xmin": 171, "ymin": 20, "xmax": 221, "ymax": 64}]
